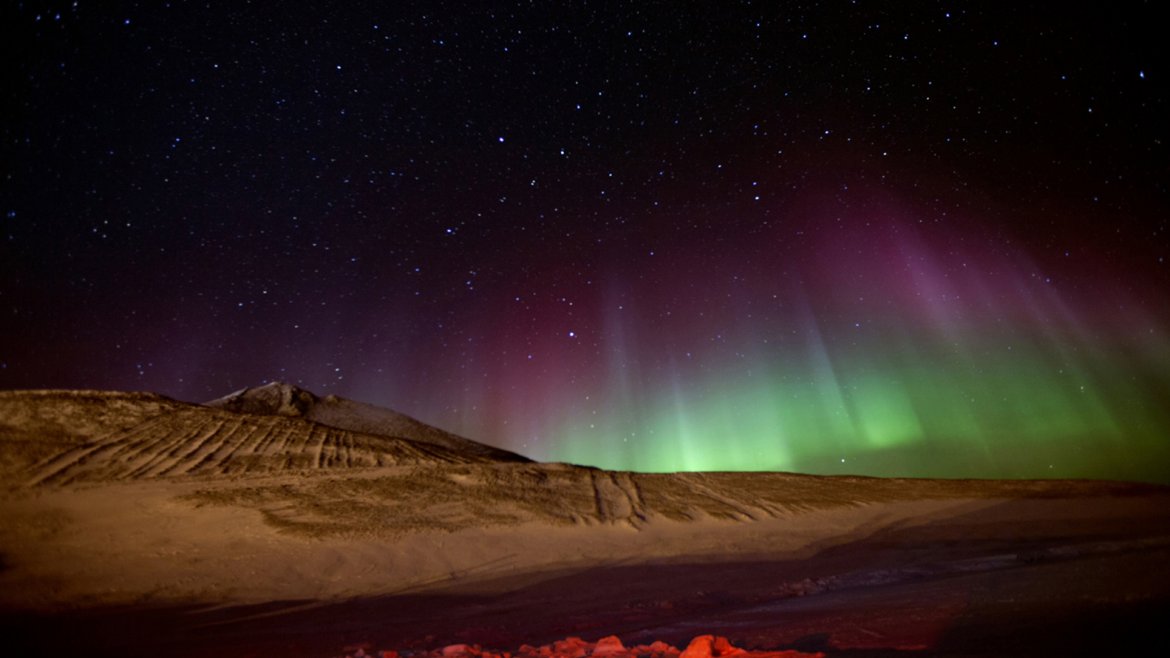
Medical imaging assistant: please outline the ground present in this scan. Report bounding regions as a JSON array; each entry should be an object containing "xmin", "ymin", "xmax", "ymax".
[{"xmin": 2, "ymin": 389, "xmax": 1168, "ymax": 657}]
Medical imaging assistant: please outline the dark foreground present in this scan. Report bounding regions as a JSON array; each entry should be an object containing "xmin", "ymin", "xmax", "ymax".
[{"xmin": 4, "ymin": 496, "xmax": 1169, "ymax": 658}]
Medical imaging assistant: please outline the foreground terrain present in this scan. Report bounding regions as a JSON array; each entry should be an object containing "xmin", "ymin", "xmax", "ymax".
[{"xmin": 2, "ymin": 385, "xmax": 1168, "ymax": 657}]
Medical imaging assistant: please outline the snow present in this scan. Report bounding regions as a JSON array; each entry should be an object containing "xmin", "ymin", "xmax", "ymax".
[
  {"xmin": 206, "ymin": 381, "xmax": 529, "ymax": 462},
  {"xmin": 2, "ymin": 386, "xmax": 1169, "ymax": 656}
]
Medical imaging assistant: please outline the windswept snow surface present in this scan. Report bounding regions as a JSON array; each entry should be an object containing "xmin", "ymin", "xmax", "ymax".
[
  {"xmin": 0, "ymin": 387, "xmax": 521, "ymax": 486},
  {"xmin": 206, "ymin": 381, "xmax": 529, "ymax": 463},
  {"xmin": 2, "ymin": 386, "xmax": 1169, "ymax": 657}
]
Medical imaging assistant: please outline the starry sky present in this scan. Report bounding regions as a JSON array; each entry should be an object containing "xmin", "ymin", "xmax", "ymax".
[{"xmin": 3, "ymin": 2, "xmax": 1169, "ymax": 482}]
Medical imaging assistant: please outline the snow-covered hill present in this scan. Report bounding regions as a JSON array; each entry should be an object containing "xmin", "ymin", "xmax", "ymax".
[
  {"xmin": 0, "ymin": 384, "xmax": 526, "ymax": 486},
  {"xmin": 2, "ymin": 385, "xmax": 1169, "ymax": 658},
  {"xmin": 206, "ymin": 381, "xmax": 528, "ymax": 463}
]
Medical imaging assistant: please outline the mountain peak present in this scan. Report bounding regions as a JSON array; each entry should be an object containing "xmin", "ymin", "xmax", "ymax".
[
  {"xmin": 205, "ymin": 382, "xmax": 531, "ymax": 463},
  {"xmin": 207, "ymin": 381, "xmax": 318, "ymax": 417}
]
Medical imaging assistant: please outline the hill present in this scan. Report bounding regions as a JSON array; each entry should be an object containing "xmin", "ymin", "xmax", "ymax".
[
  {"xmin": 2, "ymin": 385, "xmax": 1169, "ymax": 657},
  {"xmin": 206, "ymin": 381, "xmax": 528, "ymax": 463},
  {"xmin": 0, "ymin": 385, "xmax": 525, "ymax": 487}
]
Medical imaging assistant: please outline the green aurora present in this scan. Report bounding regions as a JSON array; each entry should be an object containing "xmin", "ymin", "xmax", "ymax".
[{"xmin": 528, "ymin": 221, "xmax": 1170, "ymax": 483}]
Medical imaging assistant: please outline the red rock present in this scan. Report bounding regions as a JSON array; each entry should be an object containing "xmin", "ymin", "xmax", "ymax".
[
  {"xmin": 552, "ymin": 637, "xmax": 590, "ymax": 658},
  {"xmin": 365, "ymin": 634, "xmax": 823, "ymax": 658},
  {"xmin": 642, "ymin": 640, "xmax": 679, "ymax": 658},
  {"xmin": 714, "ymin": 637, "xmax": 743, "ymax": 657},
  {"xmin": 442, "ymin": 644, "xmax": 478, "ymax": 658},
  {"xmin": 680, "ymin": 635, "xmax": 714, "ymax": 658},
  {"xmin": 593, "ymin": 635, "xmax": 626, "ymax": 656}
]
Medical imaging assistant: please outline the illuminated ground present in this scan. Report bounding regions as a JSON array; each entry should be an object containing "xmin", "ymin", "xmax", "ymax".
[{"xmin": 2, "ymin": 387, "xmax": 1168, "ymax": 657}]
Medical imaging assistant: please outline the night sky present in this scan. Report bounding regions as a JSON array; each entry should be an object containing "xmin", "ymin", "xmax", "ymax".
[{"xmin": 3, "ymin": 2, "xmax": 1169, "ymax": 482}]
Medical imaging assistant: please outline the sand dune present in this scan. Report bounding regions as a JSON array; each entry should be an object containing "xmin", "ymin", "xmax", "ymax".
[{"xmin": 2, "ymin": 386, "xmax": 1169, "ymax": 657}]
